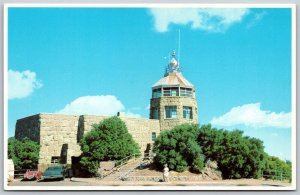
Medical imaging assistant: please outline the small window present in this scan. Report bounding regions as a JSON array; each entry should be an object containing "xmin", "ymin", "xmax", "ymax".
[
  {"xmin": 180, "ymin": 88, "xmax": 193, "ymax": 97},
  {"xmin": 152, "ymin": 88, "xmax": 162, "ymax": 98},
  {"xmin": 165, "ymin": 106, "xmax": 177, "ymax": 119},
  {"xmin": 163, "ymin": 88, "xmax": 171, "ymax": 96},
  {"xmin": 51, "ymin": 156, "xmax": 61, "ymax": 164},
  {"xmin": 152, "ymin": 108, "xmax": 159, "ymax": 119},
  {"xmin": 152, "ymin": 132, "xmax": 156, "ymax": 142},
  {"xmin": 163, "ymin": 87, "xmax": 179, "ymax": 96},
  {"xmin": 183, "ymin": 106, "xmax": 193, "ymax": 119},
  {"xmin": 171, "ymin": 87, "xmax": 179, "ymax": 96}
]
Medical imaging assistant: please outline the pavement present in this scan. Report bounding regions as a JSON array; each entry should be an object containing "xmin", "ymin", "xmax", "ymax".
[{"xmin": 8, "ymin": 177, "xmax": 292, "ymax": 187}]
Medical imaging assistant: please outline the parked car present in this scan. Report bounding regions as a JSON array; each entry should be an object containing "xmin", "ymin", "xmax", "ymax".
[
  {"xmin": 40, "ymin": 165, "xmax": 65, "ymax": 181},
  {"xmin": 23, "ymin": 170, "xmax": 42, "ymax": 181}
]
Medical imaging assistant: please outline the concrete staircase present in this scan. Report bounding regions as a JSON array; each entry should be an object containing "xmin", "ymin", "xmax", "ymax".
[{"xmin": 101, "ymin": 158, "xmax": 143, "ymax": 181}]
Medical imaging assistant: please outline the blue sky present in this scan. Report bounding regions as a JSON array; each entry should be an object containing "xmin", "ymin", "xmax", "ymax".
[{"xmin": 7, "ymin": 7, "xmax": 292, "ymax": 160}]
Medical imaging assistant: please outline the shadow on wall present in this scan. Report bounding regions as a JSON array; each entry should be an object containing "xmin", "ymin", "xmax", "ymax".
[{"xmin": 77, "ymin": 116, "xmax": 84, "ymax": 143}]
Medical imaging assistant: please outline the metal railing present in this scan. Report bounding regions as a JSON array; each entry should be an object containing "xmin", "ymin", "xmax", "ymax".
[
  {"xmin": 100, "ymin": 153, "xmax": 154, "ymax": 180},
  {"xmin": 14, "ymin": 169, "xmax": 38, "ymax": 178},
  {"xmin": 261, "ymin": 170, "xmax": 291, "ymax": 181},
  {"xmin": 100, "ymin": 153, "xmax": 140, "ymax": 179},
  {"xmin": 118, "ymin": 153, "xmax": 154, "ymax": 180}
]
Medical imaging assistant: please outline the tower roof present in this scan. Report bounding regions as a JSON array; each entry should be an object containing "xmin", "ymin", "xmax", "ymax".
[
  {"xmin": 152, "ymin": 72, "xmax": 194, "ymax": 88},
  {"xmin": 165, "ymin": 50, "xmax": 180, "ymax": 75},
  {"xmin": 153, "ymin": 50, "xmax": 194, "ymax": 88}
]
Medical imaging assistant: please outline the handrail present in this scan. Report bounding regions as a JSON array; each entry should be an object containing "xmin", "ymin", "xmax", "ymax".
[
  {"xmin": 100, "ymin": 153, "xmax": 139, "ymax": 179},
  {"xmin": 118, "ymin": 153, "xmax": 154, "ymax": 180},
  {"xmin": 100, "ymin": 153, "xmax": 154, "ymax": 180}
]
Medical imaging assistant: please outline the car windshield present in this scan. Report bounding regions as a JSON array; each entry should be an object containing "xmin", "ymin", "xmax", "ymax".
[{"xmin": 47, "ymin": 166, "xmax": 63, "ymax": 171}]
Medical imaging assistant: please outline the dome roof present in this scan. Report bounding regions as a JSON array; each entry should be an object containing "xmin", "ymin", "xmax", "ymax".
[{"xmin": 152, "ymin": 72, "xmax": 194, "ymax": 88}]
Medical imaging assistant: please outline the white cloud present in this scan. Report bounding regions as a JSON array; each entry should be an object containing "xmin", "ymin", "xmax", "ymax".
[
  {"xmin": 247, "ymin": 11, "xmax": 267, "ymax": 29},
  {"xmin": 125, "ymin": 111, "xmax": 141, "ymax": 118},
  {"xmin": 211, "ymin": 103, "xmax": 291, "ymax": 129},
  {"xmin": 149, "ymin": 8, "xmax": 249, "ymax": 32},
  {"xmin": 146, "ymin": 104, "xmax": 150, "ymax": 110},
  {"xmin": 271, "ymin": 133, "xmax": 279, "ymax": 137},
  {"xmin": 57, "ymin": 95, "xmax": 142, "ymax": 118},
  {"xmin": 57, "ymin": 95, "xmax": 125, "ymax": 115},
  {"xmin": 8, "ymin": 69, "xmax": 42, "ymax": 100}
]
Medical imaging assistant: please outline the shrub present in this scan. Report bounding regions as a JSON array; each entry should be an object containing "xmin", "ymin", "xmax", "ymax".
[
  {"xmin": 153, "ymin": 124, "xmax": 204, "ymax": 172},
  {"xmin": 263, "ymin": 156, "xmax": 292, "ymax": 181},
  {"xmin": 79, "ymin": 116, "xmax": 140, "ymax": 175},
  {"xmin": 197, "ymin": 124, "xmax": 266, "ymax": 179},
  {"xmin": 191, "ymin": 158, "xmax": 205, "ymax": 173},
  {"xmin": 8, "ymin": 137, "xmax": 40, "ymax": 170}
]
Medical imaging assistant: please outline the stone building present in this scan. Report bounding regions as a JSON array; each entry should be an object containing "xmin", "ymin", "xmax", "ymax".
[
  {"xmin": 150, "ymin": 50, "xmax": 198, "ymax": 130},
  {"xmin": 14, "ymin": 50, "xmax": 198, "ymax": 171}
]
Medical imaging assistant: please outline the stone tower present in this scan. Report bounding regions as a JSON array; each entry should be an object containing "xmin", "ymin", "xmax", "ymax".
[{"xmin": 150, "ymin": 50, "xmax": 198, "ymax": 131}]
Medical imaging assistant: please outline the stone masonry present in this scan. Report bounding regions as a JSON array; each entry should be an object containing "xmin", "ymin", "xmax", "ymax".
[
  {"xmin": 150, "ymin": 96, "xmax": 198, "ymax": 131},
  {"xmin": 14, "ymin": 50, "xmax": 198, "ymax": 172},
  {"xmin": 15, "ymin": 113, "xmax": 160, "ymax": 171}
]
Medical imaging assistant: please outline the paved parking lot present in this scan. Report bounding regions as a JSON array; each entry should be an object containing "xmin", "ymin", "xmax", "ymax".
[
  {"xmin": 8, "ymin": 178, "xmax": 291, "ymax": 188},
  {"xmin": 8, "ymin": 178, "xmax": 94, "ymax": 186}
]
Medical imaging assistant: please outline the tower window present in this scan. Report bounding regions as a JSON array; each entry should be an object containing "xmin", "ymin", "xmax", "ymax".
[
  {"xmin": 163, "ymin": 87, "xmax": 179, "ymax": 96},
  {"xmin": 152, "ymin": 108, "xmax": 159, "ymax": 119},
  {"xmin": 152, "ymin": 132, "xmax": 156, "ymax": 142},
  {"xmin": 183, "ymin": 106, "xmax": 193, "ymax": 119},
  {"xmin": 165, "ymin": 106, "xmax": 177, "ymax": 119},
  {"xmin": 180, "ymin": 88, "xmax": 192, "ymax": 97},
  {"xmin": 152, "ymin": 88, "xmax": 162, "ymax": 98}
]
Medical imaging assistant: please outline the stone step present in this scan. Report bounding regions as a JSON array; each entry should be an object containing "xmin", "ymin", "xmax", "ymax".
[{"xmin": 101, "ymin": 158, "xmax": 143, "ymax": 181}]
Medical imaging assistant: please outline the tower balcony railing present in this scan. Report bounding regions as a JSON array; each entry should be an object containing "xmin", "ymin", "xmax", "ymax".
[{"xmin": 152, "ymin": 86, "xmax": 194, "ymax": 98}]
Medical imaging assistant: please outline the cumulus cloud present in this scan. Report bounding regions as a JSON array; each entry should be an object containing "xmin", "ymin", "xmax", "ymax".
[
  {"xmin": 8, "ymin": 69, "xmax": 42, "ymax": 100},
  {"xmin": 57, "ymin": 95, "xmax": 141, "ymax": 118},
  {"xmin": 125, "ymin": 111, "xmax": 141, "ymax": 118},
  {"xmin": 246, "ymin": 11, "xmax": 267, "ymax": 29},
  {"xmin": 211, "ymin": 103, "xmax": 291, "ymax": 129},
  {"xmin": 149, "ymin": 8, "xmax": 249, "ymax": 32},
  {"xmin": 57, "ymin": 95, "xmax": 125, "ymax": 115},
  {"xmin": 146, "ymin": 104, "xmax": 150, "ymax": 110}
]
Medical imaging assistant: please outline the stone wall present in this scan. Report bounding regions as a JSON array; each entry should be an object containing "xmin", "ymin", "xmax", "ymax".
[
  {"xmin": 15, "ymin": 113, "xmax": 160, "ymax": 171},
  {"xmin": 120, "ymin": 117, "xmax": 160, "ymax": 153},
  {"xmin": 7, "ymin": 159, "xmax": 14, "ymax": 182},
  {"xmin": 15, "ymin": 114, "xmax": 41, "ymax": 143},
  {"xmin": 79, "ymin": 115, "xmax": 160, "ymax": 153},
  {"xmin": 15, "ymin": 114, "xmax": 82, "ymax": 171},
  {"xmin": 38, "ymin": 114, "xmax": 82, "ymax": 169},
  {"xmin": 150, "ymin": 96, "xmax": 198, "ymax": 131}
]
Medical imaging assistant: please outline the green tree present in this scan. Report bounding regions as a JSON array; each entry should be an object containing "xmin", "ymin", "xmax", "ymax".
[
  {"xmin": 263, "ymin": 155, "xmax": 292, "ymax": 181},
  {"xmin": 197, "ymin": 124, "xmax": 266, "ymax": 179},
  {"xmin": 153, "ymin": 124, "xmax": 204, "ymax": 172},
  {"xmin": 79, "ymin": 116, "xmax": 140, "ymax": 175},
  {"xmin": 8, "ymin": 137, "xmax": 40, "ymax": 170}
]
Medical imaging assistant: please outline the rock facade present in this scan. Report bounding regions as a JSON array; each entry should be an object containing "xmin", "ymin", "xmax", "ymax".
[
  {"xmin": 150, "ymin": 96, "xmax": 198, "ymax": 131},
  {"xmin": 15, "ymin": 113, "xmax": 160, "ymax": 171},
  {"xmin": 7, "ymin": 159, "xmax": 14, "ymax": 182}
]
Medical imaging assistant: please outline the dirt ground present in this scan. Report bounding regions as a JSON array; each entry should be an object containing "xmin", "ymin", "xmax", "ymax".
[
  {"xmin": 7, "ymin": 177, "xmax": 292, "ymax": 188},
  {"xmin": 7, "ymin": 164, "xmax": 291, "ymax": 188}
]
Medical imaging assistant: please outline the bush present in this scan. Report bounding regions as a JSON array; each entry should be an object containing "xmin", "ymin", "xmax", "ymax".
[
  {"xmin": 79, "ymin": 116, "xmax": 140, "ymax": 175},
  {"xmin": 197, "ymin": 124, "xmax": 266, "ymax": 179},
  {"xmin": 153, "ymin": 124, "xmax": 204, "ymax": 172},
  {"xmin": 191, "ymin": 158, "xmax": 205, "ymax": 173},
  {"xmin": 263, "ymin": 156, "xmax": 292, "ymax": 181},
  {"xmin": 8, "ymin": 137, "xmax": 40, "ymax": 170}
]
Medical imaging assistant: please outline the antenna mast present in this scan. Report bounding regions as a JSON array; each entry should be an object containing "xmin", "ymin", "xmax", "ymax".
[{"xmin": 178, "ymin": 29, "xmax": 181, "ymax": 65}]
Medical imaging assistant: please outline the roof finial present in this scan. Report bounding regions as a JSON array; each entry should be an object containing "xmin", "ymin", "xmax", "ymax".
[
  {"xmin": 178, "ymin": 29, "xmax": 181, "ymax": 65},
  {"xmin": 164, "ymin": 49, "xmax": 180, "ymax": 76}
]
